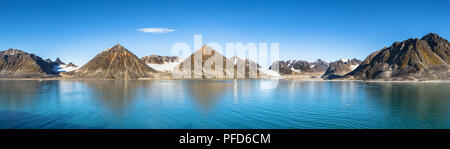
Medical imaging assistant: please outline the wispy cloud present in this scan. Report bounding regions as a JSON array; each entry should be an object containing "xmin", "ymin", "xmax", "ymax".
[{"xmin": 137, "ymin": 28, "xmax": 175, "ymax": 34}]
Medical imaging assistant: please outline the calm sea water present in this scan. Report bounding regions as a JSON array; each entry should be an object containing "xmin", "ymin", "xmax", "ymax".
[{"xmin": 0, "ymin": 80, "xmax": 448, "ymax": 129}]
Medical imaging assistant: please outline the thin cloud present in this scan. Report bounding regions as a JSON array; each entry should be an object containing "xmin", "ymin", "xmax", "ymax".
[{"xmin": 137, "ymin": 28, "xmax": 175, "ymax": 34}]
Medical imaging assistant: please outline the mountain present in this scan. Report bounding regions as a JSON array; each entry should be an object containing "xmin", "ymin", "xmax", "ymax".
[
  {"xmin": 174, "ymin": 45, "xmax": 278, "ymax": 78},
  {"xmin": 269, "ymin": 59, "xmax": 329, "ymax": 76},
  {"xmin": 310, "ymin": 59, "xmax": 329, "ymax": 72},
  {"xmin": 54, "ymin": 58, "xmax": 66, "ymax": 65},
  {"xmin": 74, "ymin": 44, "xmax": 156, "ymax": 79},
  {"xmin": 53, "ymin": 61, "xmax": 79, "ymax": 73},
  {"xmin": 141, "ymin": 55, "xmax": 182, "ymax": 72},
  {"xmin": 141, "ymin": 55, "xmax": 179, "ymax": 64},
  {"xmin": 42, "ymin": 57, "xmax": 79, "ymax": 73},
  {"xmin": 322, "ymin": 58, "xmax": 362, "ymax": 79},
  {"xmin": 0, "ymin": 49, "xmax": 58, "ymax": 78},
  {"xmin": 228, "ymin": 56, "xmax": 269, "ymax": 78},
  {"xmin": 66, "ymin": 62, "xmax": 77, "ymax": 67},
  {"xmin": 345, "ymin": 33, "xmax": 450, "ymax": 80}
]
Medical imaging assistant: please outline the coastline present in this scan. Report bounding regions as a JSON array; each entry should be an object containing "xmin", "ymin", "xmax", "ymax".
[{"xmin": 1, "ymin": 77, "xmax": 449, "ymax": 82}]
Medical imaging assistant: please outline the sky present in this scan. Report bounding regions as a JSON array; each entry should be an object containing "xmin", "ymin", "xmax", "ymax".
[{"xmin": 1, "ymin": 0, "xmax": 449, "ymax": 66}]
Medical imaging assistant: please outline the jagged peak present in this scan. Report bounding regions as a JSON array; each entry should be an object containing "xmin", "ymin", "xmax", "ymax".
[
  {"xmin": 421, "ymin": 33, "xmax": 443, "ymax": 41},
  {"xmin": 66, "ymin": 62, "xmax": 78, "ymax": 67},
  {"xmin": 104, "ymin": 43, "xmax": 127, "ymax": 52},
  {"xmin": 141, "ymin": 54, "xmax": 179, "ymax": 61},
  {"xmin": 339, "ymin": 58, "xmax": 349, "ymax": 62},
  {"xmin": 54, "ymin": 57, "xmax": 65, "ymax": 65},
  {"xmin": 44, "ymin": 58, "xmax": 52, "ymax": 63},
  {"xmin": 421, "ymin": 33, "xmax": 449, "ymax": 45},
  {"xmin": 112, "ymin": 43, "xmax": 124, "ymax": 48},
  {"xmin": 314, "ymin": 59, "xmax": 327, "ymax": 63},
  {"xmin": 1, "ymin": 48, "xmax": 26, "ymax": 55}
]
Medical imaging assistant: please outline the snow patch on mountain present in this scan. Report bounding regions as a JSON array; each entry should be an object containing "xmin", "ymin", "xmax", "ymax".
[
  {"xmin": 350, "ymin": 64, "xmax": 359, "ymax": 71},
  {"xmin": 54, "ymin": 64, "xmax": 79, "ymax": 72},
  {"xmin": 147, "ymin": 59, "xmax": 183, "ymax": 72},
  {"xmin": 291, "ymin": 67, "xmax": 301, "ymax": 73},
  {"xmin": 258, "ymin": 68, "xmax": 281, "ymax": 77},
  {"xmin": 340, "ymin": 58, "xmax": 349, "ymax": 63}
]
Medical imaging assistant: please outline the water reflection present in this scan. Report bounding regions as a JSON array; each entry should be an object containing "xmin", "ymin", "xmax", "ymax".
[
  {"xmin": 0, "ymin": 80, "xmax": 59, "ymax": 110},
  {"xmin": 83, "ymin": 80, "xmax": 148, "ymax": 115},
  {"xmin": 0, "ymin": 80, "xmax": 448, "ymax": 128},
  {"xmin": 184, "ymin": 80, "xmax": 233, "ymax": 111},
  {"xmin": 362, "ymin": 82, "xmax": 450, "ymax": 128}
]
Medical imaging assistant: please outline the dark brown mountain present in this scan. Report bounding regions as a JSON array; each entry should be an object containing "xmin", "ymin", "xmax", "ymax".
[
  {"xmin": 54, "ymin": 58, "xmax": 66, "ymax": 65},
  {"xmin": 45, "ymin": 57, "xmax": 66, "ymax": 66},
  {"xmin": 345, "ymin": 33, "xmax": 450, "ymax": 80},
  {"xmin": 66, "ymin": 62, "xmax": 77, "ymax": 67},
  {"xmin": 74, "ymin": 44, "xmax": 156, "ymax": 79},
  {"xmin": 0, "ymin": 49, "xmax": 58, "ymax": 78},
  {"xmin": 44, "ymin": 58, "xmax": 53, "ymax": 63},
  {"xmin": 322, "ymin": 58, "xmax": 361, "ymax": 79},
  {"xmin": 269, "ymin": 59, "xmax": 329, "ymax": 75},
  {"xmin": 141, "ymin": 54, "xmax": 179, "ymax": 64}
]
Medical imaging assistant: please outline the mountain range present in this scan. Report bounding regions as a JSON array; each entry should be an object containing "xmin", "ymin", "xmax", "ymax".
[
  {"xmin": 141, "ymin": 54, "xmax": 182, "ymax": 72},
  {"xmin": 1, "ymin": 33, "xmax": 448, "ymax": 81},
  {"xmin": 270, "ymin": 59, "xmax": 329, "ymax": 77},
  {"xmin": 0, "ymin": 49, "xmax": 78, "ymax": 78},
  {"xmin": 321, "ymin": 58, "xmax": 362, "ymax": 79}
]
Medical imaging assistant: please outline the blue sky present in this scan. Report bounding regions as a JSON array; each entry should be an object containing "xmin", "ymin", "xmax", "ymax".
[{"xmin": 1, "ymin": 0, "xmax": 449, "ymax": 65}]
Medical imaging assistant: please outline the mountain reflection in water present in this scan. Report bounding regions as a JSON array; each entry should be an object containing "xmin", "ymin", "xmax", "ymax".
[{"xmin": 0, "ymin": 80, "xmax": 448, "ymax": 129}]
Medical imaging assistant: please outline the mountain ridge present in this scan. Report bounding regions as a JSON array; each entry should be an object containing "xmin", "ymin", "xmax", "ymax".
[
  {"xmin": 345, "ymin": 33, "xmax": 449, "ymax": 80},
  {"xmin": 0, "ymin": 48, "xmax": 58, "ymax": 78}
]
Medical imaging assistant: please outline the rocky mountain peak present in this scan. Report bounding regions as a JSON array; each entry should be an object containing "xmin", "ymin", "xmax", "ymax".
[
  {"xmin": 66, "ymin": 62, "xmax": 78, "ymax": 67},
  {"xmin": 44, "ymin": 58, "xmax": 53, "ymax": 63},
  {"xmin": 345, "ymin": 33, "xmax": 449, "ymax": 80},
  {"xmin": 141, "ymin": 54, "xmax": 180, "ymax": 64},
  {"xmin": 315, "ymin": 59, "xmax": 327, "ymax": 64},
  {"xmin": 321, "ymin": 58, "xmax": 362, "ymax": 79},
  {"xmin": 421, "ymin": 33, "xmax": 446, "ymax": 42},
  {"xmin": 75, "ymin": 44, "xmax": 155, "ymax": 79},
  {"xmin": 1, "ymin": 49, "xmax": 25, "ymax": 56},
  {"xmin": 104, "ymin": 44, "xmax": 128, "ymax": 52},
  {"xmin": 54, "ymin": 57, "xmax": 66, "ymax": 65}
]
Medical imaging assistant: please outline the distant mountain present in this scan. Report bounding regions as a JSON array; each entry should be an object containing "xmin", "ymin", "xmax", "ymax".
[
  {"xmin": 53, "ymin": 61, "xmax": 79, "ymax": 73},
  {"xmin": 345, "ymin": 33, "xmax": 449, "ymax": 80},
  {"xmin": 269, "ymin": 59, "xmax": 329, "ymax": 75},
  {"xmin": 0, "ymin": 49, "xmax": 58, "ymax": 78},
  {"xmin": 74, "ymin": 44, "xmax": 156, "ymax": 79},
  {"xmin": 310, "ymin": 59, "xmax": 329, "ymax": 72},
  {"xmin": 66, "ymin": 62, "xmax": 77, "ymax": 67},
  {"xmin": 141, "ymin": 54, "xmax": 179, "ymax": 64},
  {"xmin": 41, "ymin": 57, "xmax": 79, "ymax": 73},
  {"xmin": 322, "ymin": 58, "xmax": 361, "ymax": 79},
  {"xmin": 141, "ymin": 55, "xmax": 181, "ymax": 72},
  {"xmin": 54, "ymin": 58, "xmax": 66, "ymax": 65},
  {"xmin": 44, "ymin": 58, "xmax": 52, "ymax": 63},
  {"xmin": 228, "ymin": 56, "xmax": 270, "ymax": 78},
  {"xmin": 174, "ymin": 45, "xmax": 278, "ymax": 78}
]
